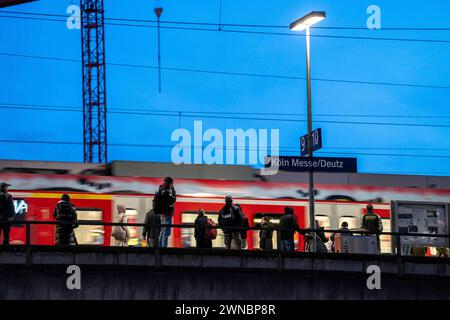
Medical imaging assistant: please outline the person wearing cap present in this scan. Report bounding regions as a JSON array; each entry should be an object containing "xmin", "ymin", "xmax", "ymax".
[
  {"xmin": 361, "ymin": 204, "xmax": 383, "ymax": 252},
  {"xmin": 218, "ymin": 195, "xmax": 242, "ymax": 249},
  {"xmin": 0, "ymin": 182, "xmax": 15, "ymax": 245}
]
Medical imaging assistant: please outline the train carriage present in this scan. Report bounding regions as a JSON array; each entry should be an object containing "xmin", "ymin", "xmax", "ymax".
[{"xmin": 3, "ymin": 169, "xmax": 449, "ymax": 254}]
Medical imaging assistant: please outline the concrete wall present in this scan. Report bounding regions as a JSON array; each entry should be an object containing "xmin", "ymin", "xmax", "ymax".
[
  {"xmin": 1, "ymin": 266, "xmax": 450, "ymax": 300},
  {"xmin": 1, "ymin": 248, "xmax": 450, "ymax": 300}
]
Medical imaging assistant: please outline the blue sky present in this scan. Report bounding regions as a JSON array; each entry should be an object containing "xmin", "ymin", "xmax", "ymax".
[{"xmin": 1, "ymin": 0, "xmax": 450, "ymax": 175}]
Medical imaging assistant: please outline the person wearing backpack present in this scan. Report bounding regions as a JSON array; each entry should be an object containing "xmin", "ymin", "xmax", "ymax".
[
  {"xmin": 53, "ymin": 194, "xmax": 78, "ymax": 246},
  {"xmin": 0, "ymin": 182, "xmax": 15, "ymax": 245},
  {"xmin": 218, "ymin": 195, "xmax": 242, "ymax": 249},
  {"xmin": 143, "ymin": 201, "xmax": 161, "ymax": 247},
  {"xmin": 154, "ymin": 177, "xmax": 176, "ymax": 248},
  {"xmin": 111, "ymin": 204, "xmax": 130, "ymax": 246},
  {"xmin": 194, "ymin": 209, "xmax": 213, "ymax": 248}
]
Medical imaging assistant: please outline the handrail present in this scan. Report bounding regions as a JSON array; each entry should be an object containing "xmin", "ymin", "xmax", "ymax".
[
  {"xmin": 1, "ymin": 219, "xmax": 449, "ymax": 239},
  {"xmin": 1, "ymin": 219, "xmax": 449, "ymax": 269},
  {"xmin": 0, "ymin": 220, "xmax": 450, "ymax": 238}
]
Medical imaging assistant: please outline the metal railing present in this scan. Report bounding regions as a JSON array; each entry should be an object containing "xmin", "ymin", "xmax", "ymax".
[{"xmin": 1, "ymin": 220, "xmax": 449, "ymax": 258}]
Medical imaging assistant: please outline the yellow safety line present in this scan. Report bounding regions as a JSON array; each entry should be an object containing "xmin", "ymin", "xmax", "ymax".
[{"xmin": 30, "ymin": 193, "xmax": 112, "ymax": 200}]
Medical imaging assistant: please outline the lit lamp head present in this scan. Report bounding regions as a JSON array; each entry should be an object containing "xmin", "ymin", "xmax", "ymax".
[{"xmin": 290, "ymin": 11, "xmax": 326, "ymax": 31}]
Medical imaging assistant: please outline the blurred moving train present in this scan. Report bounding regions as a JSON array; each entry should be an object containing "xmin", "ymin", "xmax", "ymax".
[{"xmin": 1, "ymin": 160, "xmax": 450, "ymax": 253}]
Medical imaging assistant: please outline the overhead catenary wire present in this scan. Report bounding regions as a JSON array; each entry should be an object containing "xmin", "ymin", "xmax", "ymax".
[
  {"xmin": 2, "ymin": 102, "xmax": 450, "ymax": 119},
  {"xmin": 4, "ymin": 10, "xmax": 450, "ymax": 31},
  {"xmin": 1, "ymin": 103, "xmax": 450, "ymax": 129},
  {"xmin": 1, "ymin": 51, "xmax": 450, "ymax": 91},
  {"xmin": 2, "ymin": 139, "xmax": 450, "ymax": 159},
  {"xmin": 1, "ymin": 12, "xmax": 450, "ymax": 45}
]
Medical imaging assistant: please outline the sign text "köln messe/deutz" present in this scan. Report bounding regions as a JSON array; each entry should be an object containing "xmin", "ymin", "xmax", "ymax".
[{"xmin": 266, "ymin": 156, "xmax": 357, "ymax": 173}]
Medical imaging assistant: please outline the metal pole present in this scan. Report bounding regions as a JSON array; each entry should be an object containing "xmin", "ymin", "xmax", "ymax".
[
  {"xmin": 157, "ymin": 16, "xmax": 162, "ymax": 93},
  {"xmin": 306, "ymin": 26, "xmax": 316, "ymax": 252}
]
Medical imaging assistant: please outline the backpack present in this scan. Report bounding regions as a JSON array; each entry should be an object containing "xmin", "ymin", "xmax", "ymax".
[
  {"xmin": 111, "ymin": 215, "xmax": 128, "ymax": 242},
  {"xmin": 153, "ymin": 190, "xmax": 163, "ymax": 214},
  {"xmin": 205, "ymin": 218, "xmax": 217, "ymax": 240},
  {"xmin": 153, "ymin": 186, "xmax": 174, "ymax": 214},
  {"xmin": 56, "ymin": 202, "xmax": 75, "ymax": 222}
]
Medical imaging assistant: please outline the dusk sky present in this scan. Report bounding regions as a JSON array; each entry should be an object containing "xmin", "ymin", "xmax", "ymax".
[{"xmin": 1, "ymin": 0, "xmax": 450, "ymax": 175}]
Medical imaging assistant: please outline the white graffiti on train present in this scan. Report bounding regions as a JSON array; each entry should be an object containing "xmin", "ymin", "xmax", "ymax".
[
  {"xmin": 367, "ymin": 4, "xmax": 381, "ymax": 29},
  {"xmin": 366, "ymin": 265, "xmax": 381, "ymax": 290},
  {"xmin": 171, "ymin": 121, "xmax": 279, "ymax": 168}
]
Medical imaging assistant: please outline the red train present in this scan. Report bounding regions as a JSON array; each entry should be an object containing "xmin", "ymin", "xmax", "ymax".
[{"xmin": 3, "ymin": 168, "xmax": 450, "ymax": 253}]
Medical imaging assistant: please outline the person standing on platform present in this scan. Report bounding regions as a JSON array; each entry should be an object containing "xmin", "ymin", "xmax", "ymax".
[
  {"xmin": 111, "ymin": 204, "xmax": 130, "ymax": 247},
  {"xmin": 236, "ymin": 204, "xmax": 249, "ymax": 249},
  {"xmin": 143, "ymin": 201, "xmax": 161, "ymax": 247},
  {"xmin": 361, "ymin": 204, "xmax": 383, "ymax": 252},
  {"xmin": 279, "ymin": 207, "xmax": 300, "ymax": 252},
  {"xmin": 0, "ymin": 182, "xmax": 15, "ymax": 245},
  {"xmin": 53, "ymin": 194, "xmax": 78, "ymax": 246},
  {"xmin": 218, "ymin": 195, "xmax": 242, "ymax": 249},
  {"xmin": 259, "ymin": 216, "xmax": 274, "ymax": 250},
  {"xmin": 194, "ymin": 209, "xmax": 213, "ymax": 249},
  {"xmin": 154, "ymin": 177, "xmax": 176, "ymax": 248}
]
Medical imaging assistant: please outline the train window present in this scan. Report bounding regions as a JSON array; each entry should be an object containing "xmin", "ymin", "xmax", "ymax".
[
  {"xmin": 125, "ymin": 209, "xmax": 140, "ymax": 246},
  {"xmin": 380, "ymin": 219, "xmax": 392, "ymax": 254},
  {"xmin": 252, "ymin": 213, "xmax": 283, "ymax": 250},
  {"xmin": 74, "ymin": 209, "xmax": 104, "ymax": 245},
  {"xmin": 181, "ymin": 211, "xmax": 224, "ymax": 248},
  {"xmin": 338, "ymin": 216, "xmax": 357, "ymax": 230}
]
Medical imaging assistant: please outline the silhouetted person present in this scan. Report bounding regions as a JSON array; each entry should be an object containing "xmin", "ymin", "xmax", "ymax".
[
  {"xmin": 362, "ymin": 204, "xmax": 383, "ymax": 252},
  {"xmin": 154, "ymin": 177, "xmax": 176, "ymax": 248},
  {"xmin": 331, "ymin": 221, "xmax": 349, "ymax": 252},
  {"xmin": 218, "ymin": 195, "xmax": 242, "ymax": 249},
  {"xmin": 279, "ymin": 207, "xmax": 300, "ymax": 251},
  {"xmin": 194, "ymin": 209, "xmax": 213, "ymax": 249},
  {"xmin": 259, "ymin": 216, "xmax": 274, "ymax": 250},
  {"xmin": 0, "ymin": 183, "xmax": 15, "ymax": 245},
  {"xmin": 53, "ymin": 194, "xmax": 78, "ymax": 246},
  {"xmin": 143, "ymin": 201, "xmax": 161, "ymax": 247},
  {"xmin": 236, "ymin": 204, "xmax": 249, "ymax": 249}
]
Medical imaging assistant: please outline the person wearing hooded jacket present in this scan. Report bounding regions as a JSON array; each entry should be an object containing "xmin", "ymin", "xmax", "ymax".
[
  {"xmin": 111, "ymin": 204, "xmax": 130, "ymax": 247},
  {"xmin": 53, "ymin": 194, "xmax": 78, "ymax": 246}
]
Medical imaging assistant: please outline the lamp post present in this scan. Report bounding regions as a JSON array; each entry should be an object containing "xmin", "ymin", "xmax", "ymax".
[{"xmin": 290, "ymin": 11, "xmax": 326, "ymax": 252}]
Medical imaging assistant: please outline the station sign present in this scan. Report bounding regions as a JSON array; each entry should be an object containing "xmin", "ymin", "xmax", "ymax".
[
  {"xmin": 300, "ymin": 128, "xmax": 322, "ymax": 156},
  {"xmin": 265, "ymin": 156, "xmax": 357, "ymax": 173}
]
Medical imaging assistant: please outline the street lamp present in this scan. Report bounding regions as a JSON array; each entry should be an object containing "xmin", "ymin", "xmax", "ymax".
[{"xmin": 290, "ymin": 11, "xmax": 326, "ymax": 252}]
